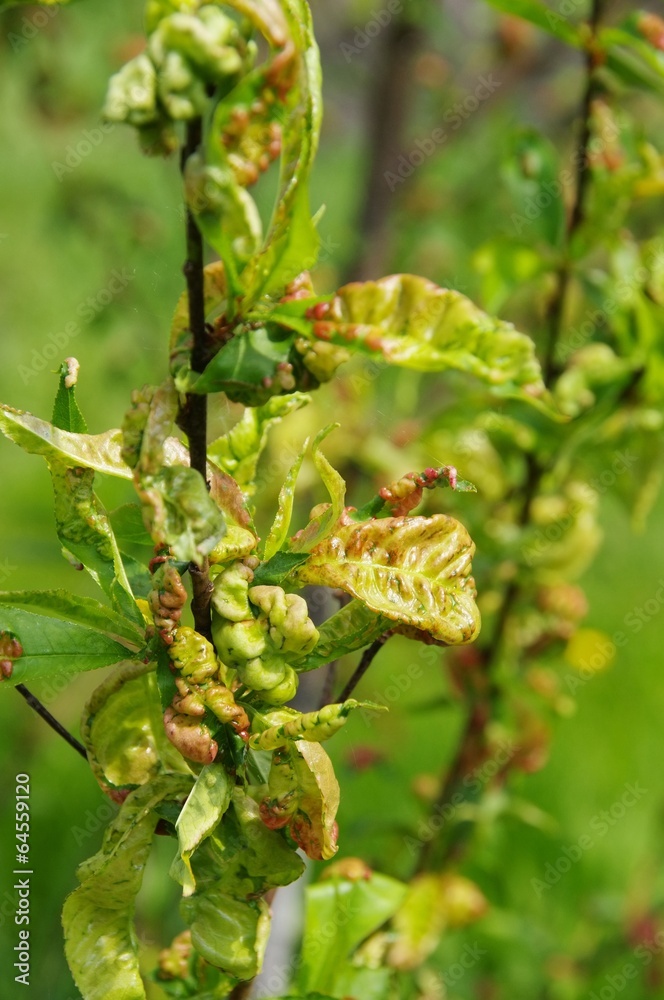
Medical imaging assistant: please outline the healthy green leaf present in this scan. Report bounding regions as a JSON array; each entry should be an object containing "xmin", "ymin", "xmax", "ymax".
[
  {"xmin": 294, "ymin": 514, "xmax": 481, "ymax": 645},
  {"xmin": 297, "ymin": 872, "xmax": 407, "ymax": 995},
  {"xmin": 291, "ymin": 600, "xmax": 391, "ymax": 672},
  {"xmin": 0, "ymin": 590, "xmax": 142, "ymax": 643},
  {"xmin": 52, "ymin": 360, "xmax": 88, "ymax": 434},
  {"xmin": 503, "ymin": 129, "xmax": 566, "ymax": 248},
  {"xmin": 251, "ymin": 551, "xmax": 310, "ymax": 586},
  {"xmin": 188, "ymin": 325, "xmax": 295, "ymax": 403},
  {"xmin": 63, "ymin": 775, "xmax": 194, "ymax": 1000},
  {"xmin": 0, "ymin": 607, "xmax": 138, "ymax": 687},
  {"xmin": 482, "ymin": 0, "xmax": 582, "ymax": 47}
]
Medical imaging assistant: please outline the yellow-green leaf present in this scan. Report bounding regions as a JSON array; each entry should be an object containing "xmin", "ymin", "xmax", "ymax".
[{"xmin": 295, "ymin": 514, "xmax": 480, "ymax": 645}]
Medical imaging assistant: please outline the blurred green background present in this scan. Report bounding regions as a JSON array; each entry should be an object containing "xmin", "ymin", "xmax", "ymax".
[{"xmin": 1, "ymin": 1, "xmax": 664, "ymax": 998}]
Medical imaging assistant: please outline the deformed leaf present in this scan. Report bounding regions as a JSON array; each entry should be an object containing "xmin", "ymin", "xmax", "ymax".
[
  {"xmin": 291, "ymin": 601, "xmax": 391, "ymax": 673},
  {"xmin": 208, "ymin": 392, "xmax": 310, "ymax": 498},
  {"xmin": 0, "ymin": 405, "xmax": 131, "ymax": 478},
  {"xmin": 176, "ymin": 764, "xmax": 233, "ymax": 895},
  {"xmin": 263, "ymin": 438, "xmax": 309, "ymax": 561},
  {"xmin": 387, "ymin": 873, "xmax": 448, "ymax": 971},
  {"xmin": 0, "ymin": 607, "xmax": 138, "ymax": 687},
  {"xmin": 82, "ymin": 661, "xmax": 190, "ymax": 792},
  {"xmin": 294, "ymin": 514, "xmax": 481, "ymax": 645},
  {"xmin": 250, "ymin": 699, "xmax": 383, "ymax": 752},
  {"xmin": 49, "ymin": 460, "xmax": 139, "ymax": 622},
  {"xmin": 304, "ymin": 275, "xmax": 548, "ymax": 403},
  {"xmin": 289, "ymin": 741, "xmax": 340, "ymax": 861},
  {"xmin": 138, "ymin": 465, "xmax": 226, "ymax": 565},
  {"xmin": 188, "ymin": 325, "xmax": 295, "ymax": 403},
  {"xmin": 63, "ymin": 775, "xmax": 194, "ymax": 1000}
]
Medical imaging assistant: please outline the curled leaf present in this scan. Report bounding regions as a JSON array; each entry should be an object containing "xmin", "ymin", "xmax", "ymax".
[{"xmin": 295, "ymin": 514, "xmax": 481, "ymax": 645}]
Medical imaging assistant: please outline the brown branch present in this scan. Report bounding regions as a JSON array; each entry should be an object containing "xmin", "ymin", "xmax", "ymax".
[
  {"xmin": 342, "ymin": 12, "xmax": 423, "ymax": 282},
  {"xmin": 229, "ymin": 982, "xmax": 253, "ymax": 1000},
  {"xmin": 16, "ymin": 684, "xmax": 88, "ymax": 760},
  {"xmin": 178, "ymin": 118, "xmax": 213, "ymax": 642},
  {"xmin": 335, "ymin": 634, "xmax": 391, "ymax": 704},
  {"xmin": 414, "ymin": 1, "xmax": 606, "ymax": 876}
]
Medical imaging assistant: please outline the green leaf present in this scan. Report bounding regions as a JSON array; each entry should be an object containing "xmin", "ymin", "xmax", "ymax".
[
  {"xmin": 387, "ymin": 874, "xmax": 448, "ymax": 971},
  {"xmin": 208, "ymin": 393, "xmax": 310, "ymax": 498},
  {"xmin": 82, "ymin": 661, "xmax": 190, "ymax": 791},
  {"xmin": 179, "ymin": 789, "xmax": 304, "ymax": 978},
  {"xmin": 294, "ymin": 514, "xmax": 481, "ymax": 645},
  {"xmin": 189, "ymin": 326, "xmax": 295, "ymax": 403},
  {"xmin": 288, "ymin": 425, "xmax": 346, "ymax": 553},
  {"xmin": 49, "ymin": 461, "xmax": 139, "ymax": 621},
  {"xmin": 482, "ymin": 0, "xmax": 582, "ymax": 47},
  {"xmin": 251, "ymin": 551, "xmax": 310, "ymax": 586},
  {"xmin": 52, "ymin": 360, "xmax": 88, "ymax": 434},
  {"xmin": 287, "ymin": 741, "xmax": 340, "ymax": 861},
  {"xmin": 503, "ymin": 129, "xmax": 566, "ymax": 248},
  {"xmin": 63, "ymin": 775, "xmax": 194, "ymax": 1000},
  {"xmin": 176, "ymin": 764, "xmax": 233, "ymax": 894},
  {"xmin": 602, "ymin": 26, "xmax": 664, "ymax": 95},
  {"xmin": 249, "ymin": 699, "xmax": 383, "ymax": 751},
  {"xmin": 241, "ymin": 0, "xmax": 323, "ymax": 305},
  {"xmin": 0, "ymin": 590, "xmax": 142, "ymax": 643},
  {"xmin": 291, "ymin": 601, "xmax": 391, "ymax": 672},
  {"xmin": 109, "ymin": 504, "xmax": 157, "ymax": 564},
  {"xmin": 299, "ymin": 275, "xmax": 549, "ymax": 404},
  {"xmin": 263, "ymin": 438, "xmax": 309, "ymax": 561},
  {"xmin": 297, "ymin": 872, "xmax": 407, "ymax": 995},
  {"xmin": 0, "ymin": 405, "xmax": 131, "ymax": 478},
  {"xmin": 138, "ymin": 466, "xmax": 227, "ymax": 565},
  {"xmin": 0, "ymin": 607, "xmax": 138, "ymax": 687}
]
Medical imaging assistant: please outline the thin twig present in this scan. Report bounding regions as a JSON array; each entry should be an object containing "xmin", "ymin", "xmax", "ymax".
[
  {"xmin": 16, "ymin": 684, "xmax": 88, "ymax": 760},
  {"xmin": 343, "ymin": 12, "xmax": 422, "ymax": 282},
  {"xmin": 336, "ymin": 634, "xmax": 391, "ymax": 704},
  {"xmin": 179, "ymin": 118, "xmax": 213, "ymax": 642},
  {"xmin": 229, "ymin": 980, "xmax": 254, "ymax": 1000}
]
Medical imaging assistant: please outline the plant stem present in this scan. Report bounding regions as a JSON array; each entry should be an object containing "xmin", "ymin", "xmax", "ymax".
[
  {"xmin": 16, "ymin": 684, "xmax": 88, "ymax": 760},
  {"xmin": 342, "ymin": 11, "xmax": 422, "ymax": 282},
  {"xmin": 229, "ymin": 982, "xmax": 253, "ymax": 1000},
  {"xmin": 415, "ymin": 2, "xmax": 605, "ymax": 875},
  {"xmin": 335, "ymin": 635, "xmax": 391, "ymax": 704},
  {"xmin": 543, "ymin": 0, "xmax": 603, "ymax": 382},
  {"xmin": 179, "ymin": 118, "xmax": 213, "ymax": 641}
]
